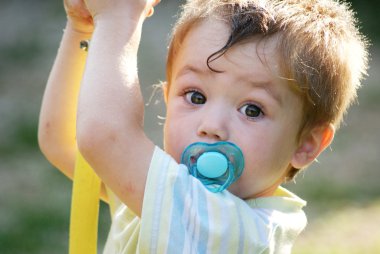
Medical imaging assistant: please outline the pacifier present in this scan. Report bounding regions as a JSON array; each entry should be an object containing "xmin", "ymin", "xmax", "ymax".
[{"xmin": 180, "ymin": 141, "xmax": 245, "ymax": 193}]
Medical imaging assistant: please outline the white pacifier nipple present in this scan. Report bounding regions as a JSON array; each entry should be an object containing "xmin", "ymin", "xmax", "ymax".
[{"xmin": 197, "ymin": 152, "xmax": 228, "ymax": 178}]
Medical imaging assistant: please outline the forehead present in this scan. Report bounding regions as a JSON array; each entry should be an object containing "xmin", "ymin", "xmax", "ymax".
[{"xmin": 171, "ymin": 18, "xmax": 282, "ymax": 84}]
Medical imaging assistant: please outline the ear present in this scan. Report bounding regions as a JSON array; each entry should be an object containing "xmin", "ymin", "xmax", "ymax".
[{"xmin": 291, "ymin": 123, "xmax": 335, "ymax": 169}]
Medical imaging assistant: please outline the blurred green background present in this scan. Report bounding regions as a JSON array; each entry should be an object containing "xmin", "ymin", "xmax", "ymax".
[{"xmin": 0, "ymin": 0, "xmax": 379, "ymax": 253}]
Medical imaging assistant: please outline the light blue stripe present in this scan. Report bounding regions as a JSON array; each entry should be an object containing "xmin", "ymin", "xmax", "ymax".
[
  {"xmin": 218, "ymin": 197, "xmax": 230, "ymax": 254},
  {"xmin": 236, "ymin": 204, "xmax": 245, "ymax": 253},
  {"xmin": 196, "ymin": 185, "xmax": 209, "ymax": 253},
  {"xmin": 167, "ymin": 164, "xmax": 188, "ymax": 253},
  {"xmin": 187, "ymin": 184, "xmax": 197, "ymax": 253},
  {"xmin": 149, "ymin": 153, "xmax": 171, "ymax": 253}
]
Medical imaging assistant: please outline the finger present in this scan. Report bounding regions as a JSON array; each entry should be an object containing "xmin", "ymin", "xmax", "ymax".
[
  {"xmin": 152, "ymin": 0, "xmax": 161, "ymax": 7},
  {"xmin": 148, "ymin": 0, "xmax": 160, "ymax": 8},
  {"xmin": 146, "ymin": 7, "xmax": 154, "ymax": 17}
]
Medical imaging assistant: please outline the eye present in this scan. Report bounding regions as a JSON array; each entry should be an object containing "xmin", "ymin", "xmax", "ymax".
[
  {"xmin": 185, "ymin": 90, "xmax": 206, "ymax": 105},
  {"xmin": 239, "ymin": 103, "xmax": 263, "ymax": 119}
]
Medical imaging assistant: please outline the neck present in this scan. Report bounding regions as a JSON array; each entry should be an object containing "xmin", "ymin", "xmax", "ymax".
[
  {"xmin": 247, "ymin": 175, "xmax": 285, "ymax": 199},
  {"xmin": 251, "ymin": 183, "xmax": 280, "ymax": 198}
]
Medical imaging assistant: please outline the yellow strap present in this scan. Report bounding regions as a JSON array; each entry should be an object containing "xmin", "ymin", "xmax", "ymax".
[{"xmin": 69, "ymin": 151, "xmax": 101, "ymax": 254}]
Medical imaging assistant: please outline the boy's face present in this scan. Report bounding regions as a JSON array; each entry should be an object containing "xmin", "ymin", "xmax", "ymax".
[{"xmin": 164, "ymin": 19, "xmax": 304, "ymax": 199}]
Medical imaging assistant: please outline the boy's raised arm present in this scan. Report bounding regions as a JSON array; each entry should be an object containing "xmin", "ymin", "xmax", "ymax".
[
  {"xmin": 76, "ymin": 0, "xmax": 158, "ymax": 217},
  {"xmin": 38, "ymin": 0, "xmax": 93, "ymax": 180}
]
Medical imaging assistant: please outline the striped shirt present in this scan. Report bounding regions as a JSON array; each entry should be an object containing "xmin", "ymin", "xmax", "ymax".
[{"xmin": 103, "ymin": 146, "xmax": 307, "ymax": 253}]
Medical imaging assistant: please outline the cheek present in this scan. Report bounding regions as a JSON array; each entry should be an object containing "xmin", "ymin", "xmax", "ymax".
[
  {"xmin": 163, "ymin": 111, "xmax": 192, "ymax": 163},
  {"xmin": 163, "ymin": 120, "xmax": 181, "ymax": 162},
  {"xmin": 238, "ymin": 127, "xmax": 295, "ymax": 175}
]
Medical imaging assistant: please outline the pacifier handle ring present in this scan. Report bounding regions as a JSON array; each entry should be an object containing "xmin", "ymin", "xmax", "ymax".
[{"xmin": 210, "ymin": 163, "xmax": 236, "ymax": 192}]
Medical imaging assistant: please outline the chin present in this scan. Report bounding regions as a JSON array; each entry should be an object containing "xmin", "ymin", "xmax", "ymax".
[{"xmin": 227, "ymin": 184, "xmax": 245, "ymax": 198}]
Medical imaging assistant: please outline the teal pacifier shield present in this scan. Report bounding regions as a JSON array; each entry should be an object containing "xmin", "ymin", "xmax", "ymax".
[
  {"xmin": 180, "ymin": 141, "xmax": 245, "ymax": 192},
  {"xmin": 197, "ymin": 152, "xmax": 228, "ymax": 178}
]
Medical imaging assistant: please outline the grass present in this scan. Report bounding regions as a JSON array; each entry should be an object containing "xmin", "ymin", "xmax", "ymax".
[{"xmin": 293, "ymin": 201, "xmax": 380, "ymax": 254}]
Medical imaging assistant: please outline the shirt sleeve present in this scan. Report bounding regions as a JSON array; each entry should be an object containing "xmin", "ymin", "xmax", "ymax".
[{"xmin": 137, "ymin": 146, "xmax": 289, "ymax": 254}]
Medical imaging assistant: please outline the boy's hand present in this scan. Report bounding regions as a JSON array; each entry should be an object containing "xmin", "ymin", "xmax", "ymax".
[
  {"xmin": 84, "ymin": 0, "xmax": 160, "ymax": 22},
  {"xmin": 64, "ymin": 0, "xmax": 94, "ymax": 33}
]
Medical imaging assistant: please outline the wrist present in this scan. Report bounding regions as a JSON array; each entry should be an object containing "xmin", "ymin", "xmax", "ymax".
[
  {"xmin": 91, "ymin": 15, "xmax": 145, "ymax": 50},
  {"xmin": 62, "ymin": 22, "xmax": 93, "ymax": 53},
  {"xmin": 66, "ymin": 18, "xmax": 94, "ymax": 34},
  {"xmin": 92, "ymin": 3, "xmax": 148, "ymax": 28},
  {"xmin": 65, "ymin": 21, "xmax": 93, "ymax": 38}
]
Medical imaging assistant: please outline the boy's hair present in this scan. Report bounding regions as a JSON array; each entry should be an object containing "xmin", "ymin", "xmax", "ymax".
[{"xmin": 166, "ymin": 0, "xmax": 369, "ymax": 179}]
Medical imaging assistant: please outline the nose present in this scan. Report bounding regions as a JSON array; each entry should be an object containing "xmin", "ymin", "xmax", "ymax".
[{"xmin": 197, "ymin": 106, "xmax": 229, "ymax": 141}]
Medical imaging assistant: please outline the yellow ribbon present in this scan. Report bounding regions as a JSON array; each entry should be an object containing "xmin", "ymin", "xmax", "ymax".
[{"xmin": 69, "ymin": 150, "xmax": 101, "ymax": 254}]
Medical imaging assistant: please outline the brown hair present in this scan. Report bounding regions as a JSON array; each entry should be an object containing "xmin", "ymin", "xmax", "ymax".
[{"xmin": 165, "ymin": 0, "xmax": 369, "ymax": 179}]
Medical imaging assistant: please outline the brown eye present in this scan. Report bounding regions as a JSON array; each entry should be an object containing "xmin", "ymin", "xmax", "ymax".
[
  {"xmin": 239, "ymin": 104, "xmax": 263, "ymax": 119},
  {"xmin": 185, "ymin": 91, "xmax": 206, "ymax": 105}
]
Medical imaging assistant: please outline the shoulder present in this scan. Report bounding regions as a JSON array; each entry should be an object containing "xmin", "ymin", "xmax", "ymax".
[
  {"xmin": 245, "ymin": 186, "xmax": 307, "ymax": 227},
  {"xmin": 244, "ymin": 187, "xmax": 308, "ymax": 252}
]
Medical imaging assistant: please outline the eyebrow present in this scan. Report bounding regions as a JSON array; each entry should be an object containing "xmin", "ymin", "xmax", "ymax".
[
  {"xmin": 174, "ymin": 64, "xmax": 206, "ymax": 80},
  {"xmin": 249, "ymin": 81, "xmax": 283, "ymax": 106}
]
